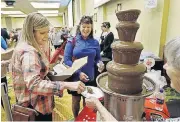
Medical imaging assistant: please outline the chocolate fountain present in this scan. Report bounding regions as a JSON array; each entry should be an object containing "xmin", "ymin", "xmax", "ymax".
[{"xmin": 97, "ymin": 9, "xmax": 156, "ymax": 121}]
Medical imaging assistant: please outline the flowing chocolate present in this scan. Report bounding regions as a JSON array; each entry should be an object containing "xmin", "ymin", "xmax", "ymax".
[{"xmin": 107, "ymin": 9, "xmax": 146, "ymax": 95}]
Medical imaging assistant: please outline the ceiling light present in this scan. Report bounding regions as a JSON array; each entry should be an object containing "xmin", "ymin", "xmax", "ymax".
[
  {"xmin": 1, "ymin": 11, "xmax": 24, "ymax": 14},
  {"xmin": 31, "ymin": 2, "xmax": 60, "ymax": 8},
  {"xmin": 38, "ymin": 10, "xmax": 58, "ymax": 14},
  {"xmin": 31, "ymin": 0, "xmax": 62, "ymax": 1},
  {"xmin": 42, "ymin": 14, "xmax": 58, "ymax": 17},
  {"xmin": 8, "ymin": 14, "xmax": 27, "ymax": 17},
  {"xmin": 1, "ymin": 2, "xmax": 14, "ymax": 8}
]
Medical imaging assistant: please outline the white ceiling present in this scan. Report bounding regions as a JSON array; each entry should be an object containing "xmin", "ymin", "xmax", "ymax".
[{"xmin": 1, "ymin": 0, "xmax": 71, "ymax": 17}]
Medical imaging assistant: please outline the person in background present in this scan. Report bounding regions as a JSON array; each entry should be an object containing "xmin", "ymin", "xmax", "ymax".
[
  {"xmin": 64, "ymin": 16, "xmax": 104, "ymax": 118},
  {"xmin": 1, "ymin": 36, "xmax": 8, "ymax": 50},
  {"xmin": 64, "ymin": 26, "xmax": 69, "ymax": 35},
  {"xmin": 13, "ymin": 29, "xmax": 19, "ymax": 42},
  {"xmin": 53, "ymin": 29, "xmax": 63, "ymax": 49},
  {"xmin": 61, "ymin": 27, "xmax": 65, "ymax": 33},
  {"xmin": 49, "ymin": 27, "xmax": 56, "ymax": 47},
  {"xmin": 12, "ymin": 29, "xmax": 21, "ymax": 47},
  {"xmin": 16, "ymin": 28, "xmax": 22, "ymax": 41},
  {"xmin": 99, "ymin": 24, "xmax": 107, "ymax": 50},
  {"xmin": 8, "ymin": 30, "xmax": 18, "ymax": 47},
  {"xmin": 60, "ymin": 33, "xmax": 68, "ymax": 50},
  {"xmin": 10, "ymin": 12, "xmax": 85, "ymax": 121},
  {"xmin": 1, "ymin": 28, "xmax": 10, "ymax": 46},
  {"xmin": 85, "ymin": 37, "xmax": 180, "ymax": 121},
  {"xmin": 100, "ymin": 22, "xmax": 114, "ymax": 60},
  {"xmin": 1, "ymin": 36, "xmax": 11, "ymax": 109}
]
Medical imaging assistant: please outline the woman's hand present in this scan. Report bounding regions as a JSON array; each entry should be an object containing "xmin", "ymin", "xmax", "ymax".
[
  {"xmin": 97, "ymin": 61, "xmax": 104, "ymax": 72},
  {"xmin": 86, "ymin": 97, "xmax": 118, "ymax": 121},
  {"xmin": 79, "ymin": 72, "xmax": 89, "ymax": 82},
  {"xmin": 64, "ymin": 81, "xmax": 85, "ymax": 94},
  {"xmin": 85, "ymin": 97, "xmax": 100, "ymax": 109}
]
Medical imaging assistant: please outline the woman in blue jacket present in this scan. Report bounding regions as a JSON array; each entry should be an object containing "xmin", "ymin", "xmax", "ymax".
[{"xmin": 64, "ymin": 16, "xmax": 104, "ymax": 118}]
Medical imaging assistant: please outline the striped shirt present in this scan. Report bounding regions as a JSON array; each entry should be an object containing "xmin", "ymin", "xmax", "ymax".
[{"xmin": 10, "ymin": 42, "xmax": 64, "ymax": 115}]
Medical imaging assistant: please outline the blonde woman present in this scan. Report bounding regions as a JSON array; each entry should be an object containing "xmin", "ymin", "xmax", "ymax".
[{"xmin": 10, "ymin": 12, "xmax": 85, "ymax": 121}]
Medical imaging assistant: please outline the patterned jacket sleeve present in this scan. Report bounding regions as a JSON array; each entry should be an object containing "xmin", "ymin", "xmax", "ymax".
[{"xmin": 21, "ymin": 50, "xmax": 64, "ymax": 96}]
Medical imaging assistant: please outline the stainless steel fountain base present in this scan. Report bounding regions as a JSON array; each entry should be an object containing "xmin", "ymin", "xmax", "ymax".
[{"xmin": 96, "ymin": 72, "xmax": 156, "ymax": 121}]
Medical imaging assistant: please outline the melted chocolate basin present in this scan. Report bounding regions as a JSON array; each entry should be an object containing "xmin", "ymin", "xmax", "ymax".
[{"xmin": 96, "ymin": 72, "xmax": 156, "ymax": 121}]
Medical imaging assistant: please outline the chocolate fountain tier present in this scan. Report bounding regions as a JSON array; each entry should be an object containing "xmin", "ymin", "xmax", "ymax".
[
  {"xmin": 111, "ymin": 41, "xmax": 143, "ymax": 64},
  {"xmin": 106, "ymin": 62, "xmax": 146, "ymax": 94},
  {"xmin": 96, "ymin": 72, "xmax": 156, "ymax": 121},
  {"xmin": 116, "ymin": 22, "xmax": 139, "ymax": 42},
  {"xmin": 116, "ymin": 9, "xmax": 141, "ymax": 22}
]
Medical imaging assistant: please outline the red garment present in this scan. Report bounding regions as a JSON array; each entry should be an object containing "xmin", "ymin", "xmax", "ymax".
[
  {"xmin": 50, "ymin": 37, "xmax": 76, "ymax": 64},
  {"xmin": 50, "ymin": 41, "xmax": 67, "ymax": 64},
  {"xmin": 75, "ymin": 106, "xmax": 96, "ymax": 122}
]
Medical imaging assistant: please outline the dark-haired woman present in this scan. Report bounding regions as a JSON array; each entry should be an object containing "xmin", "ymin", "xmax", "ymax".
[
  {"xmin": 100, "ymin": 22, "xmax": 114, "ymax": 60},
  {"xmin": 64, "ymin": 16, "xmax": 104, "ymax": 118}
]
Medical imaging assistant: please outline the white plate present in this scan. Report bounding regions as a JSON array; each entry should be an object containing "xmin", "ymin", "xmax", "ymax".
[{"xmin": 81, "ymin": 86, "xmax": 104, "ymax": 99}]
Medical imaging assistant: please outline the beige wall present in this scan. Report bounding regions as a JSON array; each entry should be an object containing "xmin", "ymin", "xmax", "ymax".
[
  {"xmin": 94, "ymin": 6, "xmax": 104, "ymax": 37},
  {"xmin": 1, "ymin": 16, "xmax": 63, "ymax": 29},
  {"xmin": 11, "ymin": 18, "xmax": 25, "ymax": 28},
  {"xmin": 47, "ymin": 17, "xmax": 63, "ymax": 27},
  {"xmin": 80, "ymin": 0, "xmax": 85, "ymax": 17},
  {"xmin": 64, "ymin": 9, "xmax": 68, "ymax": 27},
  {"xmin": 84, "ymin": 0, "xmax": 94, "ymax": 16},
  {"xmin": 166, "ymin": 0, "xmax": 180, "ymax": 42},
  {"xmin": 105, "ymin": 0, "xmax": 164, "ymax": 55},
  {"xmin": 74, "ymin": 0, "xmax": 80, "ymax": 25},
  {"xmin": 52, "ymin": 0, "xmax": 178, "ymax": 56},
  {"xmin": 1, "ymin": 17, "xmax": 6, "ymax": 28},
  {"xmin": 83, "ymin": 0, "xmax": 164, "ymax": 56}
]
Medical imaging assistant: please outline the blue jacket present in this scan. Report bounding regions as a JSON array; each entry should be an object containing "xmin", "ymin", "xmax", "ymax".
[
  {"xmin": 1, "ymin": 36, "xmax": 8, "ymax": 50},
  {"xmin": 64, "ymin": 34, "xmax": 101, "ymax": 81}
]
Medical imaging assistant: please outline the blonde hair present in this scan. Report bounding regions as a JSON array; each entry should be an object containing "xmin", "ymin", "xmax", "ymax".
[{"xmin": 19, "ymin": 12, "xmax": 50, "ymax": 65}]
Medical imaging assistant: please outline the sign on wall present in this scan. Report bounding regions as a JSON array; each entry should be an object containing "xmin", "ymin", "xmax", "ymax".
[{"xmin": 145, "ymin": 0, "xmax": 157, "ymax": 9}]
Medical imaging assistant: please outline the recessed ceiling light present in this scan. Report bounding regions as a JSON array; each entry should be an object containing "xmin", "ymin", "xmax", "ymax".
[
  {"xmin": 31, "ymin": 2, "xmax": 60, "ymax": 8},
  {"xmin": 8, "ymin": 14, "xmax": 27, "ymax": 17},
  {"xmin": 31, "ymin": 0, "xmax": 62, "ymax": 1},
  {"xmin": 42, "ymin": 14, "xmax": 58, "ymax": 17},
  {"xmin": 38, "ymin": 10, "xmax": 59, "ymax": 14},
  {"xmin": 1, "ymin": 2, "xmax": 14, "ymax": 8},
  {"xmin": 1, "ymin": 11, "xmax": 24, "ymax": 14}
]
